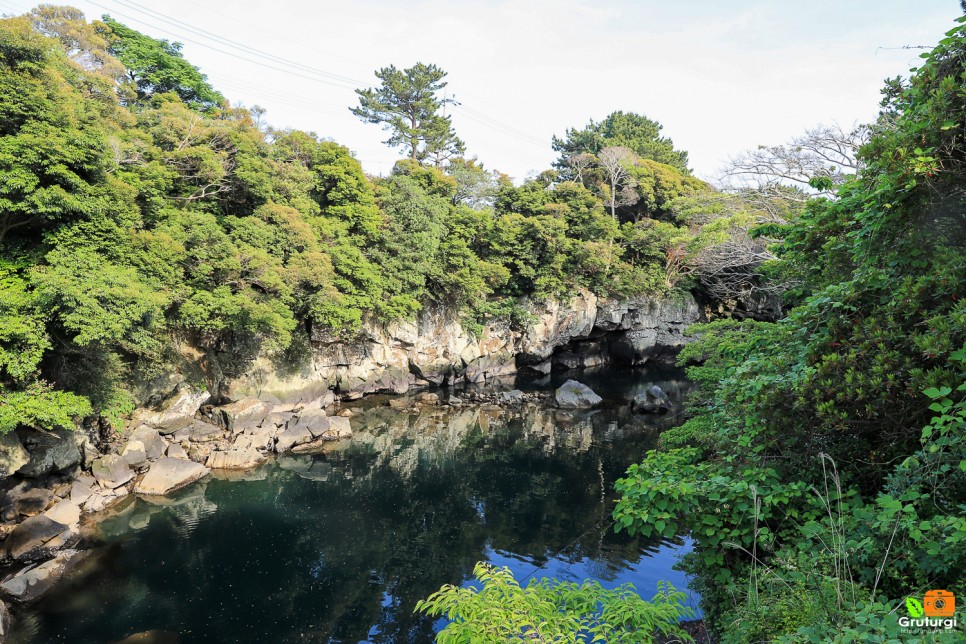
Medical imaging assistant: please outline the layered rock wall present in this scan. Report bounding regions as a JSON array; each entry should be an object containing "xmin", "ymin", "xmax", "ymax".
[{"xmin": 227, "ymin": 291, "xmax": 700, "ymax": 402}]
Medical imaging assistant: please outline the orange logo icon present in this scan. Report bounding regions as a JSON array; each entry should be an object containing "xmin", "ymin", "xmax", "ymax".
[{"xmin": 923, "ymin": 590, "xmax": 955, "ymax": 618}]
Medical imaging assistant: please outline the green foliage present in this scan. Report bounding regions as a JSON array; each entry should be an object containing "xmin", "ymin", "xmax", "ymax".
[
  {"xmin": 415, "ymin": 562, "xmax": 694, "ymax": 643},
  {"xmin": 351, "ymin": 62, "xmax": 464, "ymax": 165},
  {"xmin": 611, "ymin": 16, "xmax": 966, "ymax": 642},
  {"xmin": 553, "ymin": 111, "xmax": 689, "ymax": 175},
  {"xmin": 102, "ymin": 16, "xmax": 224, "ymax": 110}
]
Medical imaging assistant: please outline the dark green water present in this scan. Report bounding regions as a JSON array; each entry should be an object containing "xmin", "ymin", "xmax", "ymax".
[{"xmin": 11, "ymin": 366, "xmax": 700, "ymax": 643}]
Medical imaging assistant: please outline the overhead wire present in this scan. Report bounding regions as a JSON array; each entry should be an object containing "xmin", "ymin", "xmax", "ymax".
[
  {"xmin": 83, "ymin": 0, "xmax": 361, "ymax": 91},
  {"xmin": 89, "ymin": 0, "xmax": 553, "ymax": 163},
  {"xmin": 112, "ymin": 0, "xmax": 365, "ymax": 87},
  {"xmin": 22, "ymin": 0, "xmax": 552, "ymax": 174}
]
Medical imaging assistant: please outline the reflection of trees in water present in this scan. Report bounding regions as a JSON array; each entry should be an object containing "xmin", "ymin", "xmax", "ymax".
[{"xmin": 23, "ymin": 369, "xmax": 693, "ymax": 643}]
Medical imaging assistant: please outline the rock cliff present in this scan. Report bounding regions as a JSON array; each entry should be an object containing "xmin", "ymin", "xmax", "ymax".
[{"xmin": 225, "ymin": 291, "xmax": 700, "ymax": 402}]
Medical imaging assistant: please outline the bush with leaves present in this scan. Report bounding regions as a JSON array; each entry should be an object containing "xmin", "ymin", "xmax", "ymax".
[{"xmin": 415, "ymin": 562, "xmax": 694, "ymax": 643}]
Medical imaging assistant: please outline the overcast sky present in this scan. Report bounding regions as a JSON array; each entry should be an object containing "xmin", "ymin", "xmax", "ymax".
[{"xmin": 0, "ymin": 0, "xmax": 959, "ymax": 181}]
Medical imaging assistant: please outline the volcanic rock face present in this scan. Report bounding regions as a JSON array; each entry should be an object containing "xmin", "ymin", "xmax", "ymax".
[{"xmin": 227, "ymin": 291, "xmax": 699, "ymax": 401}]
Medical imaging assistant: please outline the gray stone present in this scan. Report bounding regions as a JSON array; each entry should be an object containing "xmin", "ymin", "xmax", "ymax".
[
  {"xmin": 631, "ymin": 385, "xmax": 672, "ymax": 414},
  {"xmin": 4, "ymin": 515, "xmax": 69, "ymax": 560},
  {"xmin": 287, "ymin": 408, "xmax": 331, "ymax": 438},
  {"xmin": 136, "ymin": 458, "xmax": 209, "ymax": 496},
  {"xmin": 14, "ymin": 488, "xmax": 54, "ymax": 517},
  {"xmin": 325, "ymin": 416, "xmax": 352, "ymax": 440},
  {"xmin": 15, "ymin": 428, "xmax": 81, "ymax": 478},
  {"xmin": 43, "ymin": 498, "xmax": 80, "ymax": 530},
  {"xmin": 91, "ymin": 454, "xmax": 134, "ymax": 489},
  {"xmin": 131, "ymin": 384, "xmax": 209, "ymax": 427},
  {"xmin": 165, "ymin": 443, "xmax": 189, "ymax": 460},
  {"xmin": 0, "ymin": 549, "xmax": 88, "ymax": 602},
  {"xmin": 206, "ymin": 448, "xmax": 265, "ymax": 470},
  {"xmin": 211, "ymin": 398, "xmax": 270, "ymax": 432},
  {"xmin": 125, "ymin": 426, "xmax": 167, "ymax": 460},
  {"xmin": 261, "ymin": 411, "xmax": 293, "ymax": 429},
  {"xmin": 0, "ymin": 432, "xmax": 29, "ymax": 478},
  {"xmin": 554, "ymin": 380, "xmax": 602, "ymax": 409},
  {"xmin": 275, "ymin": 425, "xmax": 313, "ymax": 453},
  {"xmin": 83, "ymin": 487, "xmax": 129, "ymax": 513},
  {"xmin": 69, "ymin": 478, "xmax": 94, "ymax": 505},
  {"xmin": 120, "ymin": 444, "xmax": 148, "ymax": 468},
  {"xmin": 172, "ymin": 420, "xmax": 225, "ymax": 444}
]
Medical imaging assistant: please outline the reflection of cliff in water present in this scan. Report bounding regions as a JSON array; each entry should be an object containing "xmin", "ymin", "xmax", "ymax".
[
  {"xmin": 310, "ymin": 364, "xmax": 693, "ymax": 482},
  {"xmin": 15, "ymin": 367, "xmax": 696, "ymax": 644}
]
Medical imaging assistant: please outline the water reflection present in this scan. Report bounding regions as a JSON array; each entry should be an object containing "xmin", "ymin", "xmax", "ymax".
[{"xmin": 12, "ymin": 366, "xmax": 698, "ymax": 643}]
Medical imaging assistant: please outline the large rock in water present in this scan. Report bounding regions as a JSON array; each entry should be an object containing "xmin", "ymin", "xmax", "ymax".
[
  {"xmin": 631, "ymin": 385, "xmax": 672, "ymax": 414},
  {"xmin": 135, "ymin": 458, "xmax": 209, "ymax": 496},
  {"xmin": 4, "ymin": 515, "xmax": 71, "ymax": 560},
  {"xmin": 0, "ymin": 549, "xmax": 89, "ymax": 602},
  {"xmin": 206, "ymin": 448, "xmax": 265, "ymax": 470},
  {"xmin": 554, "ymin": 380, "xmax": 602, "ymax": 409}
]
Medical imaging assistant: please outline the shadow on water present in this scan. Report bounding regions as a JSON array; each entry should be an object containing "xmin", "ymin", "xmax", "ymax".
[{"xmin": 12, "ymin": 365, "xmax": 700, "ymax": 644}]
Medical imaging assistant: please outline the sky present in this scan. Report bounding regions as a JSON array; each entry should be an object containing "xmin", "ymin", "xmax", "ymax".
[{"xmin": 0, "ymin": 0, "xmax": 960, "ymax": 182}]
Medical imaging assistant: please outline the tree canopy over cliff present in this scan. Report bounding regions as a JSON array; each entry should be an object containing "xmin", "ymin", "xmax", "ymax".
[{"xmin": 0, "ymin": 7, "xmax": 778, "ymax": 434}]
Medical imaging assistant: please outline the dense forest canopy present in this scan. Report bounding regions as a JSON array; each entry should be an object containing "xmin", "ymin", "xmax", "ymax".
[{"xmin": 0, "ymin": 6, "xmax": 779, "ymax": 434}]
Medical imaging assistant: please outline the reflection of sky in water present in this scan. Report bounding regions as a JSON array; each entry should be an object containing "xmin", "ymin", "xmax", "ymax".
[{"xmin": 482, "ymin": 539, "xmax": 702, "ymax": 619}]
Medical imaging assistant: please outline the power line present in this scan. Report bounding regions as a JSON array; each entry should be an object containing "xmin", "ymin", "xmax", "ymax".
[
  {"xmin": 113, "ymin": 0, "xmax": 365, "ymax": 87},
  {"xmin": 84, "ymin": 0, "xmax": 361, "ymax": 91}
]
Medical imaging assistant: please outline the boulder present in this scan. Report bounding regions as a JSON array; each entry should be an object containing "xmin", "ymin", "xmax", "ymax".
[
  {"xmin": 211, "ymin": 398, "xmax": 270, "ymax": 432},
  {"xmin": 0, "ymin": 432, "xmax": 30, "ymax": 478},
  {"xmin": 260, "ymin": 411, "xmax": 293, "ymax": 429},
  {"xmin": 91, "ymin": 455, "xmax": 134, "ymax": 489},
  {"xmin": 69, "ymin": 477, "xmax": 95, "ymax": 505},
  {"xmin": 388, "ymin": 398, "xmax": 411, "ymax": 410},
  {"xmin": 14, "ymin": 488, "xmax": 54, "ymax": 517},
  {"xmin": 287, "ymin": 408, "xmax": 331, "ymax": 438},
  {"xmin": 0, "ymin": 548, "xmax": 89, "ymax": 602},
  {"xmin": 631, "ymin": 385, "xmax": 672, "ymax": 414},
  {"xmin": 83, "ymin": 487, "xmax": 129, "ymax": 514},
  {"xmin": 135, "ymin": 458, "xmax": 209, "ymax": 496},
  {"xmin": 120, "ymin": 444, "xmax": 147, "ymax": 468},
  {"xmin": 131, "ymin": 384, "xmax": 209, "ymax": 427},
  {"xmin": 125, "ymin": 426, "xmax": 167, "ymax": 461},
  {"xmin": 4, "ymin": 515, "xmax": 69, "ymax": 560},
  {"xmin": 275, "ymin": 425, "xmax": 313, "ymax": 453},
  {"xmin": 15, "ymin": 428, "xmax": 81, "ymax": 478},
  {"xmin": 43, "ymin": 498, "xmax": 81, "ymax": 531},
  {"xmin": 325, "ymin": 416, "xmax": 352, "ymax": 440},
  {"xmin": 171, "ymin": 420, "xmax": 225, "ymax": 444},
  {"xmin": 165, "ymin": 443, "xmax": 189, "ymax": 460},
  {"xmin": 206, "ymin": 448, "xmax": 265, "ymax": 470},
  {"xmin": 233, "ymin": 434, "xmax": 272, "ymax": 452},
  {"xmin": 554, "ymin": 380, "xmax": 602, "ymax": 409}
]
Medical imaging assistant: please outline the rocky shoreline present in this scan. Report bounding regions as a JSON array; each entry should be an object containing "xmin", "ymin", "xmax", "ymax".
[{"xmin": 0, "ymin": 290, "xmax": 710, "ymax": 638}]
